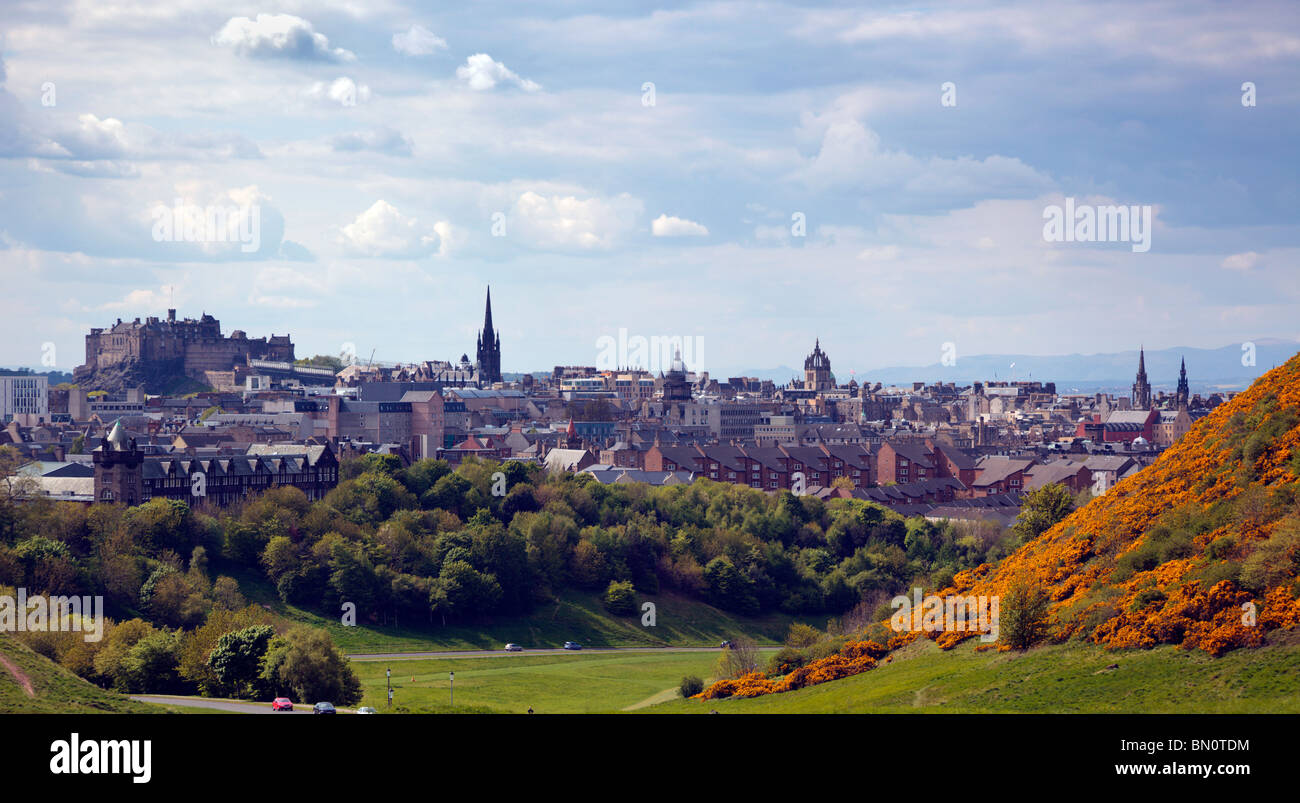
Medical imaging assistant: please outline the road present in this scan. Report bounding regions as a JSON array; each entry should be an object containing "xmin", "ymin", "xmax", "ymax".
[
  {"xmin": 346, "ymin": 645, "xmax": 741, "ymax": 661},
  {"xmin": 131, "ymin": 695, "xmax": 356, "ymax": 714}
]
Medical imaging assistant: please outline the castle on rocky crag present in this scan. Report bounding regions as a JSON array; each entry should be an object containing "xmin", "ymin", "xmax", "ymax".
[{"xmin": 74, "ymin": 309, "xmax": 294, "ymax": 393}]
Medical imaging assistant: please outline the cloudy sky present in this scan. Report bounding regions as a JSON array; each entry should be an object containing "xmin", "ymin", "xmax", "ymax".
[{"xmin": 1, "ymin": 0, "xmax": 1297, "ymax": 379}]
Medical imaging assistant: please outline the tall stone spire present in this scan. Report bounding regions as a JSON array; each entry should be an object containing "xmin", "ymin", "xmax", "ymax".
[
  {"xmin": 1176, "ymin": 356, "xmax": 1190, "ymax": 410},
  {"xmin": 1132, "ymin": 345, "xmax": 1152, "ymax": 409},
  {"xmin": 475, "ymin": 286, "xmax": 502, "ymax": 385}
]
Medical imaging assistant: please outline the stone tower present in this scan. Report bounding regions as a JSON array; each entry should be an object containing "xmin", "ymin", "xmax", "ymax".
[
  {"xmin": 1175, "ymin": 357, "xmax": 1190, "ymax": 410},
  {"xmin": 804, "ymin": 338, "xmax": 833, "ymax": 391},
  {"xmin": 92, "ymin": 419, "xmax": 143, "ymax": 506},
  {"xmin": 475, "ymin": 286, "xmax": 502, "ymax": 386},
  {"xmin": 1131, "ymin": 346, "xmax": 1152, "ymax": 410}
]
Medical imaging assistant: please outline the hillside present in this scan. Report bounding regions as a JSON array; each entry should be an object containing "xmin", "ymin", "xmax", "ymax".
[
  {"xmin": 691, "ymin": 352, "xmax": 1300, "ymax": 704},
  {"xmin": 656, "ymin": 636, "xmax": 1300, "ymax": 713},
  {"xmin": 933, "ymin": 350, "xmax": 1300, "ymax": 655},
  {"xmin": 0, "ymin": 632, "xmax": 157, "ymax": 713}
]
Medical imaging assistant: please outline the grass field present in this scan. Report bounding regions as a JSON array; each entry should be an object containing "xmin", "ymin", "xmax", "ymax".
[
  {"xmin": 217, "ymin": 563, "xmax": 813, "ymax": 654},
  {"xmin": 648, "ymin": 636, "xmax": 1300, "ymax": 714},
  {"xmin": 354, "ymin": 649, "xmax": 777, "ymax": 713},
  {"xmin": 0, "ymin": 633, "xmax": 158, "ymax": 714}
]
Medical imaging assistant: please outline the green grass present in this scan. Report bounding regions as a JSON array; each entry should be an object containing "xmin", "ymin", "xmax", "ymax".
[
  {"xmin": 648, "ymin": 636, "xmax": 1300, "ymax": 714},
  {"xmin": 353, "ymin": 649, "xmax": 776, "ymax": 713},
  {"xmin": 219, "ymin": 563, "xmax": 813, "ymax": 654},
  {"xmin": 0, "ymin": 633, "xmax": 158, "ymax": 714}
]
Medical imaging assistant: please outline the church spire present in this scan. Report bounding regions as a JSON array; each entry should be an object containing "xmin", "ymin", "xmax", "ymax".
[{"xmin": 475, "ymin": 286, "xmax": 502, "ymax": 385}]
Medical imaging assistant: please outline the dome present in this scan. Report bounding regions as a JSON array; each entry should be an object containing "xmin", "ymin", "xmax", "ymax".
[{"xmin": 666, "ymin": 348, "xmax": 686, "ymax": 375}]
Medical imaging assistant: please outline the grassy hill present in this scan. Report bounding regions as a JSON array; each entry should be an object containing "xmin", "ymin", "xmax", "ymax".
[
  {"xmin": 0, "ymin": 632, "xmax": 157, "ymax": 713},
  {"xmin": 217, "ymin": 563, "xmax": 815, "ymax": 653},
  {"xmin": 652, "ymin": 631, "xmax": 1300, "ymax": 713},
  {"xmin": 933, "ymin": 350, "xmax": 1300, "ymax": 655}
]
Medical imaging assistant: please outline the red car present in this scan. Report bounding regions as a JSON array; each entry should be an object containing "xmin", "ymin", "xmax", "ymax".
[{"xmin": 272, "ymin": 698, "xmax": 294, "ymax": 712}]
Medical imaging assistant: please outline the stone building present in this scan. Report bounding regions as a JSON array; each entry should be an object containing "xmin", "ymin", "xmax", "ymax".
[{"xmin": 76, "ymin": 309, "xmax": 293, "ymax": 391}]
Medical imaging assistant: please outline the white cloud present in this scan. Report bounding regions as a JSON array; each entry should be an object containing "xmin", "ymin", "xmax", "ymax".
[
  {"xmin": 66, "ymin": 114, "xmax": 130, "ymax": 158},
  {"xmin": 392, "ymin": 25, "xmax": 447, "ymax": 56},
  {"xmin": 212, "ymin": 14, "xmax": 356, "ymax": 62},
  {"xmin": 305, "ymin": 77, "xmax": 371, "ymax": 107},
  {"xmin": 338, "ymin": 200, "xmax": 442, "ymax": 258},
  {"xmin": 651, "ymin": 214, "xmax": 708, "ymax": 237},
  {"xmin": 511, "ymin": 191, "xmax": 642, "ymax": 250},
  {"xmin": 1221, "ymin": 251, "xmax": 1260, "ymax": 270},
  {"xmin": 795, "ymin": 116, "xmax": 1050, "ymax": 199},
  {"xmin": 331, "ymin": 126, "xmax": 413, "ymax": 156},
  {"xmin": 856, "ymin": 245, "xmax": 900, "ymax": 261},
  {"xmin": 455, "ymin": 54, "xmax": 540, "ymax": 92}
]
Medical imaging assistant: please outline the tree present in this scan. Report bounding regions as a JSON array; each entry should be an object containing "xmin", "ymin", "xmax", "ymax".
[
  {"xmin": 1001, "ymin": 576, "xmax": 1051, "ymax": 649},
  {"xmin": 703, "ymin": 556, "xmax": 759, "ymax": 615},
  {"xmin": 260, "ymin": 626, "xmax": 362, "ymax": 706},
  {"xmin": 121, "ymin": 631, "xmax": 184, "ymax": 694},
  {"xmin": 1012, "ymin": 483, "xmax": 1074, "ymax": 544},
  {"xmin": 206, "ymin": 625, "xmax": 276, "ymax": 698},
  {"xmin": 713, "ymin": 636, "xmax": 760, "ymax": 679},
  {"xmin": 603, "ymin": 579, "xmax": 636, "ymax": 616}
]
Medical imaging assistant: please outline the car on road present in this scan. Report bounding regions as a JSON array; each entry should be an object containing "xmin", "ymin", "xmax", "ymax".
[
  {"xmin": 720, "ymin": 640, "xmax": 734, "ymax": 649},
  {"xmin": 504, "ymin": 643, "xmax": 523, "ymax": 651},
  {"xmin": 272, "ymin": 697, "xmax": 294, "ymax": 712},
  {"xmin": 356, "ymin": 706, "xmax": 377, "ymax": 714},
  {"xmin": 563, "ymin": 641, "xmax": 582, "ymax": 650},
  {"xmin": 313, "ymin": 702, "xmax": 336, "ymax": 714}
]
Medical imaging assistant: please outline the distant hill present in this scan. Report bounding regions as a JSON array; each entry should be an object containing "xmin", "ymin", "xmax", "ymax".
[
  {"xmin": 856, "ymin": 340, "xmax": 1300, "ymax": 390},
  {"xmin": 733, "ymin": 341, "xmax": 1299, "ymax": 391}
]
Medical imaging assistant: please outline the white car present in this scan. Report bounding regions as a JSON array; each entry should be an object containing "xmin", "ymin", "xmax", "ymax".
[{"xmin": 504, "ymin": 643, "xmax": 523, "ymax": 652}]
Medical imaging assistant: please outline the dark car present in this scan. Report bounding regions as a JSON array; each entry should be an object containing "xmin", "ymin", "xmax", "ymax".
[
  {"xmin": 563, "ymin": 641, "xmax": 582, "ymax": 650},
  {"xmin": 720, "ymin": 640, "xmax": 734, "ymax": 649},
  {"xmin": 313, "ymin": 702, "xmax": 336, "ymax": 714}
]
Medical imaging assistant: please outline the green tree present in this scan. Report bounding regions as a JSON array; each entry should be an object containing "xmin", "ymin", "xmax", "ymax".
[
  {"xmin": 207, "ymin": 625, "xmax": 276, "ymax": 699},
  {"xmin": 260, "ymin": 626, "xmax": 362, "ymax": 706},
  {"xmin": 1000, "ymin": 577, "xmax": 1051, "ymax": 649},
  {"xmin": 602, "ymin": 579, "xmax": 637, "ymax": 616},
  {"xmin": 1011, "ymin": 483, "xmax": 1074, "ymax": 544}
]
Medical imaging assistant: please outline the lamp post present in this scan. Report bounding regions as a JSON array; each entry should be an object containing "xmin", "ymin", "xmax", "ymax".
[{"xmin": 449, "ymin": 671, "xmax": 454, "ymax": 707}]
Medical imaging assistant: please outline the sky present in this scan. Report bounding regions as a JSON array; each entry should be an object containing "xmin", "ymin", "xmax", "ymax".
[{"xmin": 0, "ymin": 0, "xmax": 1298, "ymax": 379}]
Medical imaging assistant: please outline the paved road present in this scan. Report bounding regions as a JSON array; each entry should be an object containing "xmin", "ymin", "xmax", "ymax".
[
  {"xmin": 347, "ymin": 645, "xmax": 740, "ymax": 661},
  {"xmin": 131, "ymin": 695, "xmax": 355, "ymax": 714}
]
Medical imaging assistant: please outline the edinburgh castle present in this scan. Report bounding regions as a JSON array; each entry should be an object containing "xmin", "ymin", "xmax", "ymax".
[{"xmin": 74, "ymin": 309, "xmax": 294, "ymax": 393}]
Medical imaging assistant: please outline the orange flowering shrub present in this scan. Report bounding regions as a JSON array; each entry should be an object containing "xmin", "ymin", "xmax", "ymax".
[
  {"xmin": 694, "ymin": 640, "xmax": 887, "ymax": 700},
  {"xmin": 910, "ymin": 353, "xmax": 1300, "ymax": 657}
]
